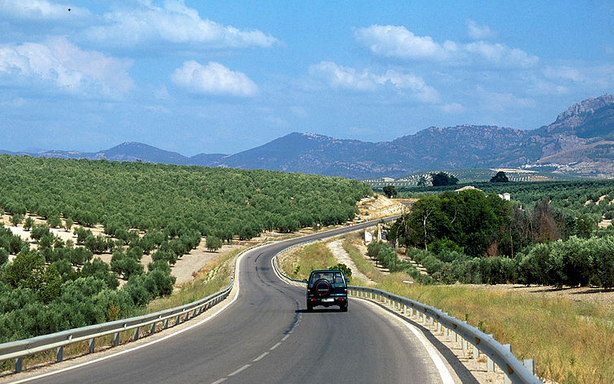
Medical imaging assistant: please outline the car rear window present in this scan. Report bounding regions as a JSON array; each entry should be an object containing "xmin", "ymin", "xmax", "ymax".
[{"xmin": 310, "ymin": 272, "xmax": 344, "ymax": 284}]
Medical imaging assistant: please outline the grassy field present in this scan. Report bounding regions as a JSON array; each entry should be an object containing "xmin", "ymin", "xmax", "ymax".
[
  {"xmin": 280, "ymin": 235, "xmax": 614, "ymax": 384},
  {"xmin": 277, "ymin": 242, "xmax": 338, "ymax": 281}
]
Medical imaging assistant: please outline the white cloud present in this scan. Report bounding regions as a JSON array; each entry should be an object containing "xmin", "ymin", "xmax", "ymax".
[
  {"xmin": 476, "ymin": 87, "xmax": 535, "ymax": 112},
  {"xmin": 353, "ymin": 25, "xmax": 538, "ymax": 69},
  {"xmin": 309, "ymin": 61, "xmax": 379, "ymax": 91},
  {"xmin": 353, "ymin": 25, "xmax": 454, "ymax": 61},
  {"xmin": 309, "ymin": 61, "xmax": 440, "ymax": 103},
  {"xmin": 84, "ymin": 0, "xmax": 278, "ymax": 49},
  {"xmin": 466, "ymin": 20, "xmax": 497, "ymax": 40},
  {"xmin": 441, "ymin": 103, "xmax": 465, "ymax": 114},
  {"xmin": 464, "ymin": 41, "xmax": 538, "ymax": 68},
  {"xmin": 171, "ymin": 60, "xmax": 258, "ymax": 97},
  {"xmin": 544, "ymin": 64, "xmax": 614, "ymax": 89},
  {"xmin": 0, "ymin": 0, "xmax": 90, "ymax": 20},
  {"xmin": 265, "ymin": 115, "xmax": 287, "ymax": 127},
  {"xmin": 0, "ymin": 36, "xmax": 134, "ymax": 97}
]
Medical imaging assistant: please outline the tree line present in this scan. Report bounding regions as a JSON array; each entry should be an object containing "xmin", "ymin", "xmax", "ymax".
[{"xmin": 382, "ymin": 185, "xmax": 614, "ymax": 288}]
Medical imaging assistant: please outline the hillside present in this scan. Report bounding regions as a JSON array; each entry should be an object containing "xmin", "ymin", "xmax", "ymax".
[{"xmin": 3, "ymin": 94, "xmax": 614, "ymax": 179}]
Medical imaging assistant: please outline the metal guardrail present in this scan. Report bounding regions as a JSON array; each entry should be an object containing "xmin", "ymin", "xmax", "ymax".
[
  {"xmin": 272, "ymin": 248, "xmax": 543, "ymax": 384},
  {"xmin": 0, "ymin": 248, "xmax": 244, "ymax": 373},
  {"xmin": 347, "ymin": 286, "xmax": 543, "ymax": 384}
]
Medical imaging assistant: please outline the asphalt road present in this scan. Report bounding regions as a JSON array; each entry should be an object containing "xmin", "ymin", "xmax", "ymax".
[{"xmin": 10, "ymin": 221, "xmax": 469, "ymax": 384}]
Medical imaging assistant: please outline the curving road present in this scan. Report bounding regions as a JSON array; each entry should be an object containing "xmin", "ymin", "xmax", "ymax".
[{"xmin": 9, "ymin": 221, "xmax": 472, "ymax": 384}]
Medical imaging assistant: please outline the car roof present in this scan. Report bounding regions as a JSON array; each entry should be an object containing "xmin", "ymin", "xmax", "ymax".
[{"xmin": 310, "ymin": 270, "xmax": 343, "ymax": 274}]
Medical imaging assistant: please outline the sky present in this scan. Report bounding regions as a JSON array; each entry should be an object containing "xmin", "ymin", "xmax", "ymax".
[{"xmin": 0, "ymin": 0, "xmax": 613, "ymax": 156}]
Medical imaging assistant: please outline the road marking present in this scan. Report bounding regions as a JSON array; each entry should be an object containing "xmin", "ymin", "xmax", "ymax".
[
  {"xmin": 360, "ymin": 299, "xmax": 455, "ymax": 384},
  {"xmin": 253, "ymin": 352, "xmax": 269, "ymax": 362},
  {"xmin": 270, "ymin": 342, "xmax": 282, "ymax": 350},
  {"xmin": 282, "ymin": 334, "xmax": 290, "ymax": 341},
  {"xmin": 211, "ymin": 379, "xmax": 227, "ymax": 384},
  {"xmin": 228, "ymin": 364, "xmax": 251, "ymax": 377},
  {"xmin": 8, "ymin": 249, "xmax": 249, "ymax": 384}
]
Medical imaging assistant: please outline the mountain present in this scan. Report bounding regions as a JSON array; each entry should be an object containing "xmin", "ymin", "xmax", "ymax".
[{"xmin": 2, "ymin": 94, "xmax": 614, "ymax": 179}]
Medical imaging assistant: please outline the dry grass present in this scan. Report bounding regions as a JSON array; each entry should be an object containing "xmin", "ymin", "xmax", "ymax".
[
  {"xmin": 378, "ymin": 274, "xmax": 614, "ymax": 384},
  {"xmin": 278, "ymin": 242, "xmax": 337, "ymax": 280},
  {"xmin": 341, "ymin": 233, "xmax": 384, "ymax": 283}
]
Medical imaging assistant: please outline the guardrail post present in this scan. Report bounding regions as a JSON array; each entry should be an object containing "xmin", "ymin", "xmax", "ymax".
[
  {"xmin": 15, "ymin": 357, "xmax": 23, "ymax": 373},
  {"xmin": 473, "ymin": 344, "xmax": 479, "ymax": 359},
  {"xmin": 523, "ymin": 359, "xmax": 535, "ymax": 375},
  {"xmin": 164, "ymin": 319, "xmax": 169, "ymax": 329},
  {"xmin": 134, "ymin": 327, "xmax": 140, "ymax": 341},
  {"xmin": 150, "ymin": 323, "xmax": 156, "ymax": 335},
  {"xmin": 176, "ymin": 315, "xmax": 181, "ymax": 326},
  {"xmin": 503, "ymin": 344, "xmax": 513, "ymax": 384},
  {"xmin": 56, "ymin": 346, "xmax": 64, "ymax": 362},
  {"xmin": 114, "ymin": 332, "xmax": 120, "ymax": 347},
  {"xmin": 403, "ymin": 304, "xmax": 407, "ymax": 315},
  {"xmin": 184, "ymin": 312, "xmax": 190, "ymax": 321},
  {"xmin": 486, "ymin": 334, "xmax": 494, "ymax": 371},
  {"xmin": 89, "ymin": 338, "xmax": 95, "ymax": 353},
  {"xmin": 462, "ymin": 321, "xmax": 468, "ymax": 351}
]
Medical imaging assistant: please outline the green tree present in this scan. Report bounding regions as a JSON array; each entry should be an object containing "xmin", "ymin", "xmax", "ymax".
[
  {"xmin": 64, "ymin": 218, "xmax": 73, "ymax": 232},
  {"xmin": 206, "ymin": 235, "xmax": 223, "ymax": 252},
  {"xmin": 10, "ymin": 214, "xmax": 23, "ymax": 227},
  {"xmin": 490, "ymin": 171, "xmax": 509, "ymax": 183},
  {"xmin": 2, "ymin": 251, "xmax": 46, "ymax": 290},
  {"xmin": 329, "ymin": 263, "xmax": 352, "ymax": 279},
  {"xmin": 382, "ymin": 185, "xmax": 398, "ymax": 198},
  {"xmin": 430, "ymin": 172, "xmax": 458, "ymax": 186},
  {"xmin": 23, "ymin": 217, "xmax": 35, "ymax": 231}
]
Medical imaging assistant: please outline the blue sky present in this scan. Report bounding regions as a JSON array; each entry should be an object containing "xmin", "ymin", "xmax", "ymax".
[{"xmin": 0, "ymin": 0, "xmax": 613, "ymax": 156}]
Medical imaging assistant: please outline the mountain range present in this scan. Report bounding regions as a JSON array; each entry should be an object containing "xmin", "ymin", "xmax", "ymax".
[{"xmin": 3, "ymin": 94, "xmax": 614, "ymax": 179}]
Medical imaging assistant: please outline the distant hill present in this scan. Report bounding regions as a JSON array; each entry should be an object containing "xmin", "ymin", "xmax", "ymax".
[{"xmin": 2, "ymin": 94, "xmax": 614, "ymax": 179}]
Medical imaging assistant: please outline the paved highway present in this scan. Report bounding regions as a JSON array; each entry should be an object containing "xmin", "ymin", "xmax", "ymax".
[{"xmin": 10, "ymin": 221, "xmax": 471, "ymax": 384}]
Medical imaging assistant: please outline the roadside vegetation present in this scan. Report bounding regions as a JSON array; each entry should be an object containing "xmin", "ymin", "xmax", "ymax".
[{"xmin": 0, "ymin": 155, "xmax": 372, "ymax": 345}]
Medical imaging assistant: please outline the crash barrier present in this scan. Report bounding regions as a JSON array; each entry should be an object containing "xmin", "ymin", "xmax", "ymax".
[
  {"xmin": 0, "ymin": 248, "xmax": 245, "ymax": 374},
  {"xmin": 347, "ymin": 286, "xmax": 543, "ymax": 384},
  {"xmin": 273, "ymin": 252, "xmax": 543, "ymax": 384}
]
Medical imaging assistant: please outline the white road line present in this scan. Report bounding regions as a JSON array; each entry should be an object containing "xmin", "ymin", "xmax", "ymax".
[
  {"xmin": 282, "ymin": 334, "xmax": 290, "ymax": 341},
  {"xmin": 270, "ymin": 342, "xmax": 282, "ymax": 350},
  {"xmin": 253, "ymin": 352, "xmax": 269, "ymax": 362},
  {"xmin": 228, "ymin": 364, "xmax": 251, "ymax": 377},
  {"xmin": 9, "ymin": 250, "xmax": 249, "ymax": 384},
  {"xmin": 211, "ymin": 379, "xmax": 227, "ymax": 384},
  {"xmin": 360, "ymin": 299, "xmax": 455, "ymax": 384}
]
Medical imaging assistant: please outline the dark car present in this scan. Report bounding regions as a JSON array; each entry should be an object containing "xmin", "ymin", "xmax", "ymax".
[{"xmin": 305, "ymin": 269, "xmax": 348, "ymax": 312}]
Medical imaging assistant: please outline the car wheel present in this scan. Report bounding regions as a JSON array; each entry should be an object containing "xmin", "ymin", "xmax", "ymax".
[
  {"xmin": 307, "ymin": 303, "xmax": 313, "ymax": 312},
  {"xmin": 340, "ymin": 304, "xmax": 348, "ymax": 312}
]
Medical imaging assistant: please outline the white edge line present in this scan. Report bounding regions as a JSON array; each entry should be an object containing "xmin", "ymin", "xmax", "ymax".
[
  {"xmin": 360, "ymin": 299, "xmax": 455, "ymax": 384},
  {"xmin": 269, "ymin": 342, "xmax": 282, "ymax": 351},
  {"xmin": 10, "ymin": 250, "xmax": 249, "ymax": 384},
  {"xmin": 253, "ymin": 352, "xmax": 268, "ymax": 362},
  {"xmin": 228, "ymin": 364, "xmax": 251, "ymax": 377}
]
